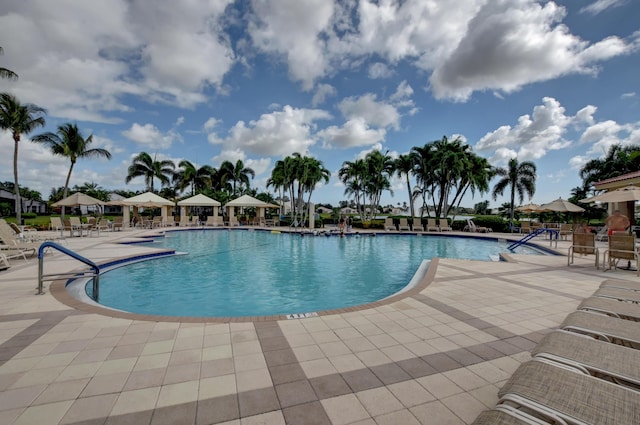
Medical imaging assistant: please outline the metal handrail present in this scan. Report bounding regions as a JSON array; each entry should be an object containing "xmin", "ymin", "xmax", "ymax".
[
  {"xmin": 37, "ymin": 242, "xmax": 100, "ymax": 296},
  {"xmin": 507, "ymin": 228, "xmax": 559, "ymax": 250}
]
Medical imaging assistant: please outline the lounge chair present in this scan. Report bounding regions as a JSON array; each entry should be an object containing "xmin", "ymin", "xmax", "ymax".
[
  {"xmin": 439, "ymin": 218, "xmax": 452, "ymax": 231},
  {"xmin": 384, "ymin": 218, "xmax": 396, "ymax": 231},
  {"xmin": 472, "ymin": 406, "xmax": 550, "ymax": 425},
  {"xmin": 603, "ymin": 234, "xmax": 639, "ymax": 276},
  {"xmin": 205, "ymin": 216, "xmax": 223, "ymax": 227},
  {"xmin": 50, "ymin": 216, "xmax": 64, "ymax": 232},
  {"xmin": 531, "ymin": 330, "xmax": 640, "ymax": 390},
  {"xmin": 412, "ymin": 220, "xmax": 424, "ymax": 232},
  {"xmin": 578, "ymin": 296, "xmax": 640, "ymax": 322},
  {"xmin": 519, "ymin": 222, "xmax": 531, "ymax": 234},
  {"xmin": 567, "ymin": 232, "xmax": 599, "ymax": 269},
  {"xmin": 558, "ymin": 223, "xmax": 573, "ymax": 240},
  {"xmin": 595, "ymin": 225, "xmax": 609, "ymax": 242},
  {"xmin": 0, "ymin": 219, "xmax": 40, "ymax": 259},
  {"xmin": 398, "ymin": 218, "xmax": 410, "ymax": 231},
  {"xmin": 593, "ymin": 287, "xmax": 640, "ymax": 303},
  {"xmin": 465, "ymin": 219, "xmax": 489, "ymax": 233},
  {"xmin": 426, "ymin": 218, "xmax": 439, "ymax": 232},
  {"xmin": 69, "ymin": 217, "xmax": 89, "ymax": 236},
  {"xmin": 497, "ymin": 359, "xmax": 640, "ymax": 425},
  {"xmin": 0, "ymin": 253, "xmax": 9, "ymax": 271},
  {"xmin": 226, "ymin": 216, "xmax": 239, "ymax": 227},
  {"xmin": 112, "ymin": 216, "xmax": 124, "ymax": 231},
  {"xmin": 600, "ymin": 279, "xmax": 640, "ymax": 292},
  {"xmin": 561, "ymin": 310, "xmax": 640, "ymax": 348}
]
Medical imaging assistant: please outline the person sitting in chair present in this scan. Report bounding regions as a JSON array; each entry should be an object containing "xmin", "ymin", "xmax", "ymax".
[{"xmin": 605, "ymin": 210, "xmax": 630, "ymax": 235}]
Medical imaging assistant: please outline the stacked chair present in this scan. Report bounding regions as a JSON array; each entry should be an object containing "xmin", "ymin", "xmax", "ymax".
[{"xmin": 473, "ymin": 278, "xmax": 640, "ymax": 425}]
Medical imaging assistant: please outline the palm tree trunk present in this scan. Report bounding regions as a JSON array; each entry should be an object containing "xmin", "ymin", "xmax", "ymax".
[
  {"xmin": 61, "ymin": 162, "xmax": 75, "ymax": 224},
  {"xmin": 406, "ymin": 176, "xmax": 415, "ymax": 218},
  {"xmin": 12, "ymin": 134, "xmax": 21, "ymax": 224}
]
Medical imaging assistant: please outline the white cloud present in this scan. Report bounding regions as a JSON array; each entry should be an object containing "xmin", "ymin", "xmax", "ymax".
[
  {"xmin": 476, "ymin": 97, "xmax": 575, "ymax": 161},
  {"xmin": 318, "ymin": 118, "xmax": 387, "ymax": 149},
  {"xmin": 203, "ymin": 117, "xmax": 220, "ymax": 132},
  {"xmin": 210, "ymin": 105, "xmax": 332, "ymax": 156},
  {"xmin": 368, "ymin": 63, "xmax": 394, "ymax": 79},
  {"xmin": 338, "ymin": 94, "xmax": 401, "ymax": 130},
  {"xmin": 312, "ymin": 84, "xmax": 337, "ymax": 107},
  {"xmin": 580, "ymin": 0, "xmax": 627, "ymax": 15},
  {"xmin": 429, "ymin": 0, "xmax": 631, "ymax": 101},
  {"xmin": 122, "ymin": 123, "xmax": 182, "ymax": 149},
  {"xmin": 621, "ymin": 92, "xmax": 636, "ymax": 99}
]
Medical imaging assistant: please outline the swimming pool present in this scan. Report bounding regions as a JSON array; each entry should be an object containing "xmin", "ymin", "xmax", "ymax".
[{"xmin": 87, "ymin": 230, "xmax": 541, "ymax": 318}]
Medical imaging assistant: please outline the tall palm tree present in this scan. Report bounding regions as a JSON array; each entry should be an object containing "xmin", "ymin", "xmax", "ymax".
[
  {"xmin": 33, "ymin": 123, "xmax": 111, "ymax": 220},
  {"xmin": 219, "ymin": 159, "xmax": 255, "ymax": 196},
  {"xmin": 363, "ymin": 150, "xmax": 394, "ymax": 221},
  {"xmin": 173, "ymin": 160, "xmax": 216, "ymax": 195},
  {"xmin": 580, "ymin": 144, "xmax": 640, "ymax": 187},
  {"xmin": 492, "ymin": 157, "xmax": 537, "ymax": 223},
  {"xmin": 394, "ymin": 153, "xmax": 416, "ymax": 218},
  {"xmin": 338, "ymin": 158, "xmax": 367, "ymax": 218},
  {"xmin": 0, "ymin": 47, "xmax": 18, "ymax": 80},
  {"xmin": 125, "ymin": 152, "xmax": 175, "ymax": 192},
  {"xmin": 0, "ymin": 93, "xmax": 46, "ymax": 223}
]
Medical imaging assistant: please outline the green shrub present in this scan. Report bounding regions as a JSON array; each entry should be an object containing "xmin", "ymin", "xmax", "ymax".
[
  {"xmin": 472, "ymin": 215, "xmax": 508, "ymax": 232},
  {"xmin": 22, "ymin": 212, "xmax": 37, "ymax": 219}
]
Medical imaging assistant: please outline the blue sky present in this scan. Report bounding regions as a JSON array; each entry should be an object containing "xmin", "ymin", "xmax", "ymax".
[{"xmin": 0, "ymin": 0, "xmax": 639, "ymax": 209}]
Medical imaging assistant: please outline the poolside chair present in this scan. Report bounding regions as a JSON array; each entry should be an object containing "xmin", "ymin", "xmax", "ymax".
[
  {"xmin": 426, "ymin": 218, "xmax": 439, "ymax": 232},
  {"xmin": 561, "ymin": 310, "xmax": 640, "ymax": 348},
  {"xmin": 465, "ymin": 219, "xmax": 489, "ymax": 233},
  {"xmin": 50, "ymin": 217, "xmax": 64, "ymax": 232},
  {"xmin": 179, "ymin": 216, "xmax": 189, "ymax": 227},
  {"xmin": 579, "ymin": 296, "xmax": 640, "ymax": 322},
  {"xmin": 567, "ymin": 232, "xmax": 599, "ymax": 269},
  {"xmin": 398, "ymin": 218, "xmax": 410, "ymax": 231},
  {"xmin": 69, "ymin": 217, "xmax": 88, "ymax": 236},
  {"xmin": 532, "ymin": 330, "xmax": 640, "ymax": 390},
  {"xmin": 519, "ymin": 221, "xmax": 531, "ymax": 234},
  {"xmin": 439, "ymin": 218, "xmax": 452, "ymax": 231},
  {"xmin": 558, "ymin": 223, "xmax": 573, "ymax": 240},
  {"xmin": 0, "ymin": 253, "xmax": 9, "ymax": 271},
  {"xmin": 112, "ymin": 216, "xmax": 124, "ymax": 231},
  {"xmin": 603, "ymin": 234, "xmax": 639, "ymax": 276},
  {"xmin": 384, "ymin": 217, "xmax": 396, "ymax": 231},
  {"xmin": 412, "ymin": 220, "xmax": 424, "ymax": 232},
  {"xmin": 226, "ymin": 216, "xmax": 239, "ymax": 227},
  {"xmin": 497, "ymin": 359, "xmax": 640, "ymax": 425},
  {"xmin": 472, "ymin": 406, "xmax": 550, "ymax": 425},
  {"xmin": 600, "ymin": 279, "xmax": 640, "ymax": 292},
  {"xmin": 594, "ymin": 287, "xmax": 640, "ymax": 303}
]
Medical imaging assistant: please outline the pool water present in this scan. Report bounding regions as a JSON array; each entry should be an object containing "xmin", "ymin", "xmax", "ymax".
[{"xmin": 90, "ymin": 230, "xmax": 540, "ymax": 317}]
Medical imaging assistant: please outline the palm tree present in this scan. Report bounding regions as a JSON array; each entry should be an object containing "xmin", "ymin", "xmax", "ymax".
[
  {"xmin": 338, "ymin": 158, "xmax": 367, "ymax": 218},
  {"xmin": 394, "ymin": 154, "xmax": 416, "ymax": 218},
  {"xmin": 0, "ymin": 47, "xmax": 18, "ymax": 80},
  {"xmin": 0, "ymin": 93, "xmax": 46, "ymax": 223},
  {"xmin": 125, "ymin": 152, "xmax": 175, "ymax": 192},
  {"xmin": 219, "ymin": 160, "xmax": 255, "ymax": 196},
  {"xmin": 492, "ymin": 157, "xmax": 537, "ymax": 223},
  {"xmin": 173, "ymin": 160, "xmax": 216, "ymax": 195},
  {"xmin": 33, "ymin": 123, "xmax": 111, "ymax": 220},
  {"xmin": 580, "ymin": 144, "xmax": 640, "ymax": 188}
]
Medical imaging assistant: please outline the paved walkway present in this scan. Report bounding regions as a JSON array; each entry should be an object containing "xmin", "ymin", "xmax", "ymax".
[{"xmin": 0, "ymin": 228, "xmax": 636, "ymax": 425}]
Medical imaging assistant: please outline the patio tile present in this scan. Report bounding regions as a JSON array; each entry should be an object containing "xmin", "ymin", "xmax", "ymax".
[
  {"xmin": 309, "ymin": 374, "xmax": 352, "ymax": 399},
  {"xmin": 198, "ymin": 374, "xmax": 236, "ymax": 399},
  {"xmin": 387, "ymin": 380, "xmax": 435, "ymax": 408},
  {"xmin": 241, "ymin": 410, "xmax": 286, "ymax": 425},
  {"xmin": 282, "ymin": 401, "xmax": 332, "ymax": 425},
  {"xmin": 156, "ymin": 380, "xmax": 199, "ymax": 407},
  {"xmin": 410, "ymin": 400, "xmax": 465, "ymax": 425},
  {"xmin": 107, "ymin": 343, "xmax": 145, "ymax": 360},
  {"xmin": 341, "ymin": 368, "xmax": 383, "ymax": 392},
  {"xmin": 236, "ymin": 368, "xmax": 273, "ymax": 392},
  {"xmin": 299, "ymin": 358, "xmax": 338, "ymax": 379},
  {"xmin": 59, "ymin": 393, "xmax": 118, "ymax": 424},
  {"xmin": 32, "ymin": 378, "xmax": 90, "ymax": 405},
  {"xmin": 275, "ymin": 379, "xmax": 317, "ymax": 408},
  {"xmin": 196, "ymin": 394, "xmax": 239, "ymax": 425},
  {"xmin": 269, "ymin": 363, "xmax": 306, "ymax": 385},
  {"xmin": 110, "ymin": 387, "xmax": 161, "ymax": 415},
  {"xmin": 150, "ymin": 401, "xmax": 197, "ymax": 425},
  {"xmin": 374, "ymin": 409, "xmax": 421, "ymax": 425},
  {"xmin": 396, "ymin": 357, "xmax": 437, "ymax": 378},
  {"xmin": 105, "ymin": 410, "xmax": 153, "ymax": 425},
  {"xmin": 0, "ymin": 384, "xmax": 46, "ymax": 410},
  {"xmin": 200, "ymin": 358, "xmax": 234, "ymax": 379},
  {"xmin": 234, "ymin": 352, "xmax": 267, "ymax": 372},
  {"xmin": 11, "ymin": 400, "xmax": 73, "ymax": 425},
  {"xmin": 356, "ymin": 387, "xmax": 403, "ymax": 417},
  {"xmin": 95, "ymin": 358, "xmax": 137, "ymax": 376},
  {"xmin": 168, "ymin": 348, "xmax": 202, "ymax": 365},
  {"xmin": 123, "ymin": 368, "xmax": 166, "ymax": 391},
  {"xmin": 263, "ymin": 348, "xmax": 297, "ymax": 367},
  {"xmin": 81, "ymin": 371, "xmax": 130, "ymax": 397},
  {"xmin": 163, "ymin": 363, "xmax": 200, "ymax": 385},
  {"xmin": 370, "ymin": 362, "xmax": 411, "ymax": 385},
  {"xmin": 416, "ymin": 374, "xmax": 464, "ymax": 399},
  {"xmin": 321, "ymin": 394, "xmax": 370, "ymax": 425},
  {"xmin": 422, "ymin": 353, "xmax": 462, "ymax": 373},
  {"xmin": 238, "ymin": 387, "xmax": 280, "ymax": 418},
  {"xmin": 441, "ymin": 391, "xmax": 487, "ymax": 423}
]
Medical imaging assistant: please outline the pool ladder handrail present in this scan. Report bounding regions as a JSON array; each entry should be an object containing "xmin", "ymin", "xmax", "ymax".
[
  {"xmin": 37, "ymin": 241, "xmax": 100, "ymax": 297},
  {"xmin": 507, "ymin": 227, "xmax": 559, "ymax": 251}
]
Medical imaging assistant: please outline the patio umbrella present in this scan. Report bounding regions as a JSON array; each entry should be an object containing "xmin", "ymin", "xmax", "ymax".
[
  {"xmin": 515, "ymin": 203, "xmax": 542, "ymax": 212},
  {"xmin": 123, "ymin": 192, "xmax": 174, "ymax": 207},
  {"xmin": 52, "ymin": 192, "xmax": 105, "ymax": 207},
  {"xmin": 580, "ymin": 185, "xmax": 640, "ymax": 203},
  {"xmin": 539, "ymin": 197, "xmax": 585, "ymax": 213}
]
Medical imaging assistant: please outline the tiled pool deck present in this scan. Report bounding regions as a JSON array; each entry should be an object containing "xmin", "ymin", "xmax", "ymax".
[{"xmin": 0, "ymin": 227, "xmax": 637, "ymax": 425}]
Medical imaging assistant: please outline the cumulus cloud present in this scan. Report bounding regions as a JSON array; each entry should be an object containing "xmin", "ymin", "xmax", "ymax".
[
  {"xmin": 338, "ymin": 94, "xmax": 401, "ymax": 130},
  {"xmin": 318, "ymin": 118, "xmax": 387, "ymax": 149},
  {"xmin": 368, "ymin": 63, "xmax": 394, "ymax": 79},
  {"xmin": 0, "ymin": 0, "xmax": 235, "ymax": 122},
  {"xmin": 476, "ymin": 97, "xmax": 577, "ymax": 162},
  {"xmin": 208, "ymin": 105, "xmax": 332, "ymax": 156},
  {"xmin": 122, "ymin": 123, "xmax": 182, "ymax": 149},
  {"xmin": 312, "ymin": 84, "xmax": 337, "ymax": 107},
  {"xmin": 429, "ymin": 0, "xmax": 630, "ymax": 101}
]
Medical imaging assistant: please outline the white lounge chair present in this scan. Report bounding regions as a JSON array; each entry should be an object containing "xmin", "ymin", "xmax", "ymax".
[
  {"xmin": 439, "ymin": 218, "xmax": 452, "ymax": 231},
  {"xmin": 398, "ymin": 218, "xmax": 410, "ymax": 231},
  {"xmin": 384, "ymin": 218, "xmax": 396, "ymax": 231},
  {"xmin": 426, "ymin": 218, "xmax": 439, "ymax": 232}
]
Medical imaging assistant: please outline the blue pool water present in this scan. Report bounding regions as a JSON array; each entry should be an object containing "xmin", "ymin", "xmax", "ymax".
[{"xmin": 90, "ymin": 230, "xmax": 540, "ymax": 317}]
